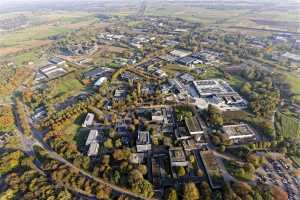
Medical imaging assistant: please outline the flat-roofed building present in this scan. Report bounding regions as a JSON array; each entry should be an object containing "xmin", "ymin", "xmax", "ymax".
[
  {"xmin": 85, "ymin": 129, "xmax": 98, "ymax": 146},
  {"xmin": 193, "ymin": 79, "xmax": 235, "ymax": 97},
  {"xmin": 169, "ymin": 147, "xmax": 188, "ymax": 167},
  {"xmin": 87, "ymin": 142, "xmax": 99, "ymax": 156},
  {"xmin": 170, "ymin": 49, "xmax": 191, "ymax": 58},
  {"xmin": 185, "ymin": 116, "xmax": 204, "ymax": 135},
  {"xmin": 151, "ymin": 109, "xmax": 164, "ymax": 122},
  {"xmin": 192, "ymin": 79, "xmax": 247, "ymax": 110},
  {"xmin": 49, "ymin": 58, "xmax": 66, "ymax": 65},
  {"xmin": 182, "ymin": 138, "xmax": 204, "ymax": 151},
  {"xmin": 82, "ymin": 113, "xmax": 94, "ymax": 127},
  {"xmin": 177, "ymin": 56, "xmax": 200, "ymax": 66},
  {"xmin": 222, "ymin": 124, "xmax": 256, "ymax": 144},
  {"xmin": 136, "ymin": 130, "xmax": 151, "ymax": 152},
  {"xmin": 39, "ymin": 64, "xmax": 67, "ymax": 79},
  {"xmin": 175, "ymin": 126, "xmax": 191, "ymax": 140}
]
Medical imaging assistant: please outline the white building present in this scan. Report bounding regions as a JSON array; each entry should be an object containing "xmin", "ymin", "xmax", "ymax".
[
  {"xmin": 136, "ymin": 131, "xmax": 152, "ymax": 152},
  {"xmin": 94, "ymin": 77, "xmax": 107, "ymax": 87},
  {"xmin": 82, "ymin": 113, "xmax": 94, "ymax": 127},
  {"xmin": 85, "ymin": 129, "xmax": 98, "ymax": 146}
]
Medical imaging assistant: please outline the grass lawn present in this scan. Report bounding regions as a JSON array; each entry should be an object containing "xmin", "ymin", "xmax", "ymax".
[
  {"xmin": 56, "ymin": 78, "xmax": 83, "ymax": 96},
  {"xmin": 60, "ymin": 113, "xmax": 90, "ymax": 150},
  {"xmin": 0, "ymin": 25, "xmax": 69, "ymax": 47},
  {"xmin": 48, "ymin": 74, "xmax": 84, "ymax": 99},
  {"xmin": 199, "ymin": 67, "xmax": 223, "ymax": 79},
  {"xmin": 10, "ymin": 49, "xmax": 42, "ymax": 66},
  {"xmin": 226, "ymin": 75, "xmax": 245, "ymax": 91},
  {"xmin": 276, "ymin": 112, "xmax": 300, "ymax": 139},
  {"xmin": 285, "ymin": 73, "xmax": 300, "ymax": 102}
]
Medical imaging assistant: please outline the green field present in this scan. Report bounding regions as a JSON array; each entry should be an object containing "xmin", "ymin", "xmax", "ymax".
[
  {"xmin": 0, "ymin": 25, "xmax": 68, "ymax": 47},
  {"xmin": 47, "ymin": 74, "xmax": 85, "ymax": 103},
  {"xmin": 285, "ymin": 73, "xmax": 300, "ymax": 102},
  {"xmin": 276, "ymin": 112, "xmax": 300, "ymax": 139},
  {"xmin": 8, "ymin": 49, "xmax": 42, "ymax": 65},
  {"xmin": 55, "ymin": 78, "xmax": 84, "ymax": 96}
]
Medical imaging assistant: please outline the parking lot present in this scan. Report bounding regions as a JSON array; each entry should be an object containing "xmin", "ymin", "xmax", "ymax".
[{"xmin": 257, "ymin": 158, "xmax": 300, "ymax": 200}]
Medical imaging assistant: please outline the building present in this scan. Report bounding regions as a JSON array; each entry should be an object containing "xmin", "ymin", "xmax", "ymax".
[
  {"xmin": 222, "ymin": 124, "xmax": 256, "ymax": 143},
  {"xmin": 151, "ymin": 109, "xmax": 164, "ymax": 122},
  {"xmin": 192, "ymin": 79, "xmax": 247, "ymax": 110},
  {"xmin": 294, "ymin": 40, "xmax": 300, "ymax": 49},
  {"xmin": 282, "ymin": 52, "xmax": 300, "ymax": 62},
  {"xmin": 193, "ymin": 79, "xmax": 235, "ymax": 97},
  {"xmin": 82, "ymin": 113, "xmax": 94, "ymax": 127},
  {"xmin": 177, "ymin": 56, "xmax": 200, "ymax": 67},
  {"xmin": 182, "ymin": 138, "xmax": 205, "ymax": 151},
  {"xmin": 113, "ymin": 89, "xmax": 127, "ymax": 102},
  {"xmin": 136, "ymin": 130, "xmax": 152, "ymax": 152},
  {"xmin": 179, "ymin": 73, "xmax": 195, "ymax": 83},
  {"xmin": 85, "ymin": 129, "xmax": 98, "ymax": 146},
  {"xmin": 39, "ymin": 64, "xmax": 67, "ymax": 79},
  {"xmin": 94, "ymin": 77, "xmax": 107, "ymax": 87},
  {"xmin": 169, "ymin": 147, "xmax": 188, "ymax": 167},
  {"xmin": 185, "ymin": 116, "xmax": 205, "ymax": 135},
  {"xmin": 170, "ymin": 49, "xmax": 191, "ymax": 58},
  {"xmin": 83, "ymin": 67, "xmax": 114, "ymax": 79},
  {"xmin": 49, "ymin": 58, "xmax": 66, "ymax": 65},
  {"xmin": 175, "ymin": 127, "xmax": 191, "ymax": 140},
  {"xmin": 85, "ymin": 129, "xmax": 99, "ymax": 156},
  {"xmin": 87, "ymin": 142, "xmax": 99, "ymax": 156}
]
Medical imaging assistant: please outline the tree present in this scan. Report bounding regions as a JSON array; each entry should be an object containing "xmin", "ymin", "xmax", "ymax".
[
  {"xmin": 165, "ymin": 188, "xmax": 178, "ymax": 200},
  {"xmin": 212, "ymin": 135, "xmax": 221, "ymax": 146},
  {"xmin": 137, "ymin": 165, "xmax": 148, "ymax": 175},
  {"xmin": 129, "ymin": 169, "xmax": 144, "ymax": 183},
  {"xmin": 244, "ymin": 163, "xmax": 255, "ymax": 174},
  {"xmin": 57, "ymin": 190, "xmax": 72, "ymax": 200},
  {"xmin": 271, "ymin": 186, "xmax": 288, "ymax": 200},
  {"xmin": 132, "ymin": 179, "xmax": 154, "ymax": 198},
  {"xmin": 200, "ymin": 182, "xmax": 211, "ymax": 200},
  {"xmin": 177, "ymin": 166, "xmax": 186, "ymax": 177},
  {"xmin": 104, "ymin": 138, "xmax": 113, "ymax": 149},
  {"xmin": 113, "ymin": 149, "xmax": 130, "ymax": 161},
  {"xmin": 231, "ymin": 181, "xmax": 252, "ymax": 197},
  {"xmin": 207, "ymin": 105, "xmax": 223, "ymax": 126},
  {"xmin": 183, "ymin": 182, "xmax": 200, "ymax": 200}
]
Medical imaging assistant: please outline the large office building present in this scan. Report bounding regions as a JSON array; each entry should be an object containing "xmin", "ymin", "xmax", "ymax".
[{"xmin": 222, "ymin": 124, "xmax": 256, "ymax": 144}]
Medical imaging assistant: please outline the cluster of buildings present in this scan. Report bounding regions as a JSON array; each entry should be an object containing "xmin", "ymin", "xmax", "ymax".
[
  {"xmin": 160, "ymin": 49, "xmax": 221, "ymax": 68},
  {"xmin": 82, "ymin": 67, "xmax": 115, "ymax": 87},
  {"xmin": 35, "ymin": 58, "xmax": 67, "ymax": 82},
  {"xmin": 60, "ymin": 41, "xmax": 98, "ymax": 56},
  {"xmin": 82, "ymin": 113, "xmax": 100, "ymax": 156}
]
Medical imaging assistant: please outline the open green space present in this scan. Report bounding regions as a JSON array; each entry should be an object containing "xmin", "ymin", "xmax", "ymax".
[
  {"xmin": 275, "ymin": 112, "xmax": 300, "ymax": 139},
  {"xmin": 285, "ymin": 73, "xmax": 300, "ymax": 102},
  {"xmin": 48, "ymin": 74, "xmax": 84, "ymax": 100},
  {"xmin": 8, "ymin": 49, "xmax": 42, "ymax": 65},
  {"xmin": 60, "ymin": 113, "xmax": 89, "ymax": 150}
]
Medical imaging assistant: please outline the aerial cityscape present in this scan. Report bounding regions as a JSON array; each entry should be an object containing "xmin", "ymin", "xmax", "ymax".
[{"xmin": 0, "ymin": 0, "xmax": 300, "ymax": 199}]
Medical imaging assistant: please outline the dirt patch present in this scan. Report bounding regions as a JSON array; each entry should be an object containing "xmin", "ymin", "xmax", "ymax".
[
  {"xmin": 0, "ymin": 40, "xmax": 52, "ymax": 57},
  {"xmin": 0, "ymin": 47, "xmax": 23, "ymax": 57}
]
